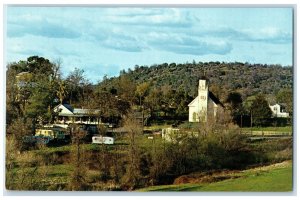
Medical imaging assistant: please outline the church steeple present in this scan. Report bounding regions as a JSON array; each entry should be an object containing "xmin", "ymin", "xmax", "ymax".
[{"xmin": 198, "ymin": 77, "xmax": 209, "ymax": 122}]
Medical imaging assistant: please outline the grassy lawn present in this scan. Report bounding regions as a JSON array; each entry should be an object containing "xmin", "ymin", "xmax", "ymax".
[
  {"xmin": 138, "ymin": 160, "xmax": 293, "ymax": 192},
  {"xmin": 241, "ymin": 126, "xmax": 292, "ymax": 133},
  {"xmin": 144, "ymin": 124, "xmax": 171, "ymax": 131}
]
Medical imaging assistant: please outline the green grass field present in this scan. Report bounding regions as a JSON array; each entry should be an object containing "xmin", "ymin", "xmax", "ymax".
[
  {"xmin": 138, "ymin": 160, "xmax": 293, "ymax": 192},
  {"xmin": 241, "ymin": 126, "xmax": 292, "ymax": 133}
]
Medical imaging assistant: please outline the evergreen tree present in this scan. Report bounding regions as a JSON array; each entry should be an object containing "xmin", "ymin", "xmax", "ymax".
[{"xmin": 250, "ymin": 94, "xmax": 272, "ymax": 126}]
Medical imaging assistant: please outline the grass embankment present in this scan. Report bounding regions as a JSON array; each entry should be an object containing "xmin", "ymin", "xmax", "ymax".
[{"xmin": 138, "ymin": 160, "xmax": 293, "ymax": 192}]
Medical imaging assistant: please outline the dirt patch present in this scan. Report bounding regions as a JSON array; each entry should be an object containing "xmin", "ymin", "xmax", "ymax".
[
  {"xmin": 173, "ymin": 170, "xmax": 241, "ymax": 185},
  {"xmin": 246, "ymin": 160, "xmax": 292, "ymax": 173}
]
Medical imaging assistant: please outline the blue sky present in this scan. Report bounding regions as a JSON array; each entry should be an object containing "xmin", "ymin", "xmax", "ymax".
[{"xmin": 5, "ymin": 7, "xmax": 293, "ymax": 83}]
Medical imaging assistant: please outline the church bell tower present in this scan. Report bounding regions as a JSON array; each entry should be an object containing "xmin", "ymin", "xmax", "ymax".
[{"xmin": 198, "ymin": 78, "xmax": 209, "ymax": 121}]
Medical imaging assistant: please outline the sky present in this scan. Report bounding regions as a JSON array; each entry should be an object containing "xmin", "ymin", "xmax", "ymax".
[{"xmin": 5, "ymin": 6, "xmax": 293, "ymax": 83}]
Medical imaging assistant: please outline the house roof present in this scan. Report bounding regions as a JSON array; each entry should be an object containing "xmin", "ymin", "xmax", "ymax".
[
  {"xmin": 73, "ymin": 108, "xmax": 100, "ymax": 116},
  {"xmin": 55, "ymin": 104, "xmax": 100, "ymax": 117},
  {"xmin": 63, "ymin": 104, "xmax": 74, "ymax": 112}
]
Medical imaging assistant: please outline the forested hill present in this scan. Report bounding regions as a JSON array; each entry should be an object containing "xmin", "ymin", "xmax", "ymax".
[{"xmin": 100, "ymin": 62, "xmax": 292, "ymax": 101}]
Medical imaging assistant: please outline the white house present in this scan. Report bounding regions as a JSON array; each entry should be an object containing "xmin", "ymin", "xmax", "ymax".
[
  {"xmin": 269, "ymin": 103, "xmax": 289, "ymax": 118},
  {"xmin": 188, "ymin": 79, "xmax": 224, "ymax": 122},
  {"xmin": 54, "ymin": 104, "xmax": 101, "ymax": 125}
]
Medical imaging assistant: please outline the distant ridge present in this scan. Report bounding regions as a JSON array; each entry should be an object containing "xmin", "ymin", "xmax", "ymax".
[{"xmin": 99, "ymin": 61, "xmax": 292, "ymax": 101}]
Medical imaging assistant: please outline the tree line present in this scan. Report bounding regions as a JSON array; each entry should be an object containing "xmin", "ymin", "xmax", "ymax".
[{"xmin": 6, "ymin": 56, "xmax": 293, "ymax": 131}]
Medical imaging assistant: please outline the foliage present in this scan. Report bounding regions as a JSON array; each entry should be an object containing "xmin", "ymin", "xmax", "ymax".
[
  {"xmin": 276, "ymin": 88, "xmax": 293, "ymax": 116},
  {"xmin": 65, "ymin": 67, "xmax": 89, "ymax": 106},
  {"xmin": 136, "ymin": 82, "xmax": 151, "ymax": 106},
  {"xmin": 99, "ymin": 61, "xmax": 292, "ymax": 103},
  {"xmin": 250, "ymin": 94, "xmax": 273, "ymax": 126},
  {"xmin": 225, "ymin": 92, "xmax": 245, "ymax": 126},
  {"xmin": 6, "ymin": 56, "xmax": 62, "ymax": 128},
  {"xmin": 6, "ymin": 118, "xmax": 33, "ymax": 151}
]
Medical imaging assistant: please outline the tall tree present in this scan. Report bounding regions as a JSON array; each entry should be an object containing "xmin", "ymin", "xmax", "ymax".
[
  {"xmin": 144, "ymin": 88, "xmax": 162, "ymax": 116},
  {"xmin": 226, "ymin": 92, "xmax": 244, "ymax": 125},
  {"xmin": 121, "ymin": 113, "xmax": 143, "ymax": 190},
  {"xmin": 117, "ymin": 75, "xmax": 136, "ymax": 105},
  {"xmin": 135, "ymin": 82, "xmax": 150, "ymax": 106},
  {"xmin": 57, "ymin": 80, "xmax": 68, "ymax": 104},
  {"xmin": 7, "ymin": 56, "xmax": 61, "ymax": 130},
  {"xmin": 276, "ymin": 88, "xmax": 293, "ymax": 117},
  {"xmin": 66, "ymin": 68, "xmax": 86, "ymax": 105},
  {"xmin": 250, "ymin": 94, "xmax": 272, "ymax": 126}
]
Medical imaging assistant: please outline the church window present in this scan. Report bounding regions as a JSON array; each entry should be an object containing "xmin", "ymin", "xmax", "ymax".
[{"xmin": 193, "ymin": 112, "xmax": 197, "ymax": 121}]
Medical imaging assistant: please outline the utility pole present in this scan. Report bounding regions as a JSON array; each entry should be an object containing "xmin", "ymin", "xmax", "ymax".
[{"xmin": 250, "ymin": 110, "xmax": 253, "ymax": 135}]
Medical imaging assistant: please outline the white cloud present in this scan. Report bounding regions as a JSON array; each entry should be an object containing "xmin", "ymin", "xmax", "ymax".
[
  {"xmin": 5, "ymin": 7, "xmax": 293, "ymax": 83},
  {"xmin": 146, "ymin": 32, "xmax": 232, "ymax": 55},
  {"xmin": 240, "ymin": 27, "xmax": 291, "ymax": 43}
]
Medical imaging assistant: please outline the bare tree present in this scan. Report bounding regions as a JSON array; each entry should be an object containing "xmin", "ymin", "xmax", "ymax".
[
  {"xmin": 121, "ymin": 112, "xmax": 143, "ymax": 190},
  {"xmin": 68, "ymin": 124, "xmax": 88, "ymax": 190}
]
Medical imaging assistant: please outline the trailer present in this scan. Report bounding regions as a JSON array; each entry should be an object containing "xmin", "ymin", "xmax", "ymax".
[
  {"xmin": 92, "ymin": 135, "xmax": 114, "ymax": 145},
  {"xmin": 35, "ymin": 128, "xmax": 66, "ymax": 140},
  {"xmin": 35, "ymin": 126, "xmax": 70, "ymax": 144}
]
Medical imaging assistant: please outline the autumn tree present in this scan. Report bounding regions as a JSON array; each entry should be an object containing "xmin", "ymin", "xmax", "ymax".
[
  {"xmin": 160, "ymin": 85, "xmax": 175, "ymax": 117},
  {"xmin": 144, "ymin": 88, "xmax": 162, "ymax": 117},
  {"xmin": 117, "ymin": 75, "xmax": 136, "ymax": 105},
  {"xmin": 57, "ymin": 80, "xmax": 68, "ymax": 104},
  {"xmin": 135, "ymin": 82, "xmax": 150, "ymax": 106}
]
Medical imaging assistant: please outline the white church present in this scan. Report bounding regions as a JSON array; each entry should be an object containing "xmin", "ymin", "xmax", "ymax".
[{"xmin": 188, "ymin": 78, "xmax": 224, "ymax": 122}]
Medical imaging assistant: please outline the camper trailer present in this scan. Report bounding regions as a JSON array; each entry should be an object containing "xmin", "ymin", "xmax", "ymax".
[
  {"xmin": 92, "ymin": 135, "xmax": 114, "ymax": 145},
  {"xmin": 35, "ymin": 127, "xmax": 67, "ymax": 141}
]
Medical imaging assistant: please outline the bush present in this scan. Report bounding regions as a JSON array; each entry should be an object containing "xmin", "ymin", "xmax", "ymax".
[{"xmin": 6, "ymin": 118, "xmax": 33, "ymax": 152}]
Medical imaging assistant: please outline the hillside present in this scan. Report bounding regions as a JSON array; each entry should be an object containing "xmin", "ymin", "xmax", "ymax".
[{"xmin": 100, "ymin": 61, "xmax": 292, "ymax": 102}]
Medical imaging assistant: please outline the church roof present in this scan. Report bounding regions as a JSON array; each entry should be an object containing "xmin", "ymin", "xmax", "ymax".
[
  {"xmin": 208, "ymin": 92, "xmax": 224, "ymax": 107},
  {"xmin": 188, "ymin": 96, "xmax": 199, "ymax": 107},
  {"xmin": 188, "ymin": 92, "xmax": 224, "ymax": 107}
]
